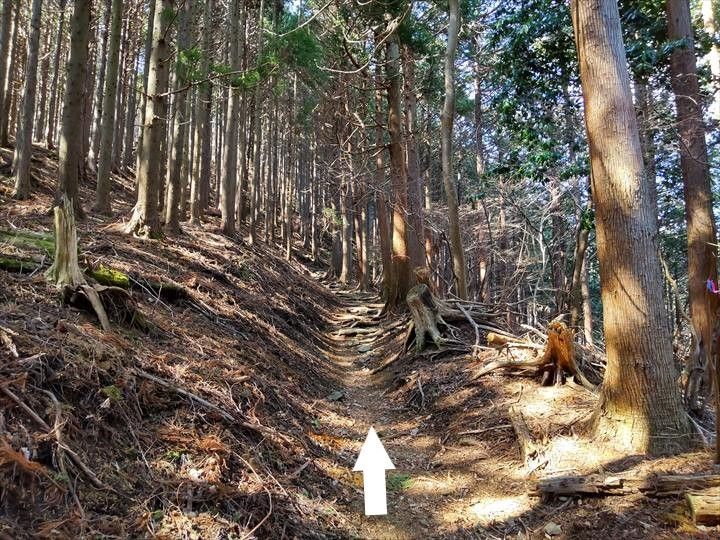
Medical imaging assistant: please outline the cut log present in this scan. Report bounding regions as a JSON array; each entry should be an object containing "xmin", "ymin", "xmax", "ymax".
[
  {"xmin": 686, "ymin": 491, "xmax": 720, "ymax": 525},
  {"xmin": 509, "ymin": 406, "xmax": 542, "ymax": 465},
  {"xmin": 407, "ymin": 284, "xmax": 445, "ymax": 351},
  {"xmin": 531, "ymin": 473, "xmax": 720, "ymax": 499}
]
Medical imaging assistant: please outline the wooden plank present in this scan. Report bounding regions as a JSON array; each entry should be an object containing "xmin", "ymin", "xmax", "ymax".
[{"xmin": 686, "ymin": 491, "xmax": 720, "ymax": 526}]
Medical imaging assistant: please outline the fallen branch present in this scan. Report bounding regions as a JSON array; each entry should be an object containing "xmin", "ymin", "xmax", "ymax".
[{"xmin": 0, "ymin": 385, "xmax": 108, "ymax": 490}]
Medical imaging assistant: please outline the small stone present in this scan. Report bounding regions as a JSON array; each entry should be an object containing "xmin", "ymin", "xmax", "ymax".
[
  {"xmin": 357, "ymin": 344, "xmax": 372, "ymax": 353},
  {"xmin": 326, "ymin": 390, "xmax": 344, "ymax": 401},
  {"xmin": 544, "ymin": 522, "xmax": 562, "ymax": 536}
]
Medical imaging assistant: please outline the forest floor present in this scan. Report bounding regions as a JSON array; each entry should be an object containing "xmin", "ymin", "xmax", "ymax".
[{"xmin": 0, "ymin": 144, "xmax": 719, "ymax": 539}]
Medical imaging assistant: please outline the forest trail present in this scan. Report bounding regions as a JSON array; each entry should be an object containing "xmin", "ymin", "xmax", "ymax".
[{"xmin": 311, "ymin": 283, "xmax": 507, "ymax": 539}]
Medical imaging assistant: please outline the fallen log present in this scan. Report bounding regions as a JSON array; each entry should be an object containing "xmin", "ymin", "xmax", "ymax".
[{"xmin": 531, "ymin": 473, "xmax": 720, "ymax": 499}]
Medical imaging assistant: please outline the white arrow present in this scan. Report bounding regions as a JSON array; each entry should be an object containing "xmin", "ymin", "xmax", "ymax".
[{"xmin": 353, "ymin": 426, "xmax": 395, "ymax": 516}]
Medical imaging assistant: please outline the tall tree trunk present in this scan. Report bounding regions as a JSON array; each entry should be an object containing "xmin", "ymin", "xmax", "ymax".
[
  {"xmin": 374, "ymin": 61, "xmax": 392, "ymax": 300},
  {"xmin": 87, "ymin": 0, "xmax": 112, "ymax": 172},
  {"xmin": 249, "ymin": 0, "xmax": 265, "ymax": 244},
  {"xmin": 0, "ymin": 0, "xmax": 14, "ymax": 148},
  {"xmin": 94, "ymin": 0, "xmax": 123, "ymax": 214},
  {"xmin": 125, "ymin": 0, "xmax": 171, "ymax": 237},
  {"xmin": 220, "ymin": 0, "xmax": 241, "ymax": 234},
  {"xmin": 12, "ymin": 0, "xmax": 43, "ymax": 199},
  {"xmin": 702, "ymin": 0, "xmax": 720, "ymax": 121},
  {"xmin": 45, "ymin": 0, "xmax": 66, "ymax": 149},
  {"xmin": 385, "ymin": 35, "xmax": 411, "ymax": 309},
  {"xmin": 402, "ymin": 45, "xmax": 426, "ymax": 272},
  {"xmin": 571, "ymin": 0, "xmax": 691, "ymax": 455},
  {"xmin": 164, "ymin": 0, "xmax": 190, "ymax": 232},
  {"xmin": 135, "ymin": 0, "xmax": 157, "ymax": 178},
  {"xmin": 441, "ymin": 0, "xmax": 468, "ymax": 299},
  {"xmin": 0, "ymin": 0, "xmax": 18, "ymax": 147},
  {"xmin": 666, "ymin": 0, "xmax": 719, "ymax": 409},
  {"xmin": 56, "ymin": 0, "xmax": 90, "ymax": 216},
  {"xmin": 35, "ymin": 23, "xmax": 50, "ymax": 142}
]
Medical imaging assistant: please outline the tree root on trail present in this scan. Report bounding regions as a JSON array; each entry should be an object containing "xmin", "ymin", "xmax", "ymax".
[{"xmin": 403, "ymin": 284, "xmax": 598, "ymax": 391}]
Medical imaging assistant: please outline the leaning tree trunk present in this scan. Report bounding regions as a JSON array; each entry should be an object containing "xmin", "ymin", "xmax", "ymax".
[
  {"xmin": 441, "ymin": 0, "xmax": 468, "ymax": 300},
  {"xmin": 94, "ymin": 0, "xmax": 123, "ymax": 214},
  {"xmin": 12, "ymin": 0, "xmax": 43, "ymax": 199},
  {"xmin": 125, "ymin": 0, "xmax": 171, "ymax": 237},
  {"xmin": 666, "ymin": 0, "xmax": 719, "ymax": 411},
  {"xmin": 56, "ymin": 0, "xmax": 90, "ymax": 217},
  {"xmin": 571, "ymin": 0, "xmax": 691, "ymax": 455}
]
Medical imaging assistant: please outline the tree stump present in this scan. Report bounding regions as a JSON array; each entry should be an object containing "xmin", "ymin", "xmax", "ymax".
[
  {"xmin": 45, "ymin": 195, "xmax": 84, "ymax": 287},
  {"xmin": 407, "ymin": 284, "xmax": 445, "ymax": 351}
]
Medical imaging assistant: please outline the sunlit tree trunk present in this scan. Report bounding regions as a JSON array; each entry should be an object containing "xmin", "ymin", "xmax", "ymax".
[
  {"xmin": 385, "ymin": 35, "xmax": 411, "ymax": 309},
  {"xmin": 56, "ymin": 0, "xmax": 90, "ymax": 217},
  {"xmin": 402, "ymin": 45, "xmax": 426, "ymax": 272},
  {"xmin": 12, "ymin": 0, "xmax": 43, "ymax": 199},
  {"xmin": 666, "ymin": 0, "xmax": 719, "ymax": 409},
  {"xmin": 125, "ymin": 0, "xmax": 171, "ymax": 237},
  {"xmin": 94, "ymin": 0, "xmax": 123, "ymax": 214},
  {"xmin": 164, "ymin": 0, "xmax": 190, "ymax": 232},
  {"xmin": 87, "ymin": 0, "xmax": 111, "ymax": 173},
  {"xmin": 45, "ymin": 0, "xmax": 66, "ymax": 149},
  {"xmin": 249, "ymin": 0, "xmax": 265, "ymax": 244},
  {"xmin": 571, "ymin": 0, "xmax": 691, "ymax": 455},
  {"xmin": 441, "ymin": 0, "xmax": 468, "ymax": 299},
  {"xmin": 702, "ymin": 0, "xmax": 720, "ymax": 121}
]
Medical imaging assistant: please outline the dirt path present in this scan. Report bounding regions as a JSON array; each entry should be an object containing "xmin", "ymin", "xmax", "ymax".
[
  {"xmin": 306, "ymin": 284, "xmax": 718, "ymax": 540},
  {"xmin": 312, "ymin": 285, "xmax": 516, "ymax": 539}
]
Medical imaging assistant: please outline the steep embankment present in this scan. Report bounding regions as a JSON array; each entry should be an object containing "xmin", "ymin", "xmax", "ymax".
[{"xmin": 0, "ymin": 145, "xmax": 355, "ymax": 538}]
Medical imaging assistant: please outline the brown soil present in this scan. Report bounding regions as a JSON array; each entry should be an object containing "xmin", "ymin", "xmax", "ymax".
[{"xmin": 1, "ymin": 144, "xmax": 719, "ymax": 539}]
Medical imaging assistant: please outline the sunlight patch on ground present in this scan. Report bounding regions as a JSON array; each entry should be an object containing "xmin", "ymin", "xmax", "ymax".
[{"xmin": 468, "ymin": 495, "xmax": 529, "ymax": 525}]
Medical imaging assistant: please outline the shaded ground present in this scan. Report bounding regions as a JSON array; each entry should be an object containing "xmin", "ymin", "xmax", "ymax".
[{"xmin": 1, "ymin": 144, "xmax": 719, "ymax": 539}]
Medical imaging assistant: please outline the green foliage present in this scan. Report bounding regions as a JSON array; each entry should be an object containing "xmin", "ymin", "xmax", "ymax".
[{"xmin": 387, "ymin": 472, "xmax": 413, "ymax": 491}]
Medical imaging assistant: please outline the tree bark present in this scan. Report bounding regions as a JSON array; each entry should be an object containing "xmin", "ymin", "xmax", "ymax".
[
  {"xmin": 0, "ymin": 0, "xmax": 18, "ymax": 147},
  {"xmin": 441, "ymin": 0, "xmax": 468, "ymax": 299},
  {"xmin": 45, "ymin": 0, "xmax": 66, "ymax": 149},
  {"xmin": 11, "ymin": 0, "xmax": 43, "ymax": 199},
  {"xmin": 666, "ymin": 0, "xmax": 719, "ymax": 410},
  {"xmin": 402, "ymin": 45, "xmax": 426, "ymax": 272},
  {"xmin": 0, "ymin": 0, "xmax": 14, "ymax": 148},
  {"xmin": 702, "ymin": 0, "xmax": 720, "ymax": 121},
  {"xmin": 164, "ymin": 0, "xmax": 190, "ymax": 232},
  {"xmin": 125, "ymin": 0, "xmax": 171, "ymax": 237},
  {"xmin": 87, "ymin": 0, "xmax": 112, "ymax": 172},
  {"xmin": 94, "ymin": 0, "xmax": 123, "ymax": 214},
  {"xmin": 385, "ymin": 35, "xmax": 411, "ymax": 309},
  {"xmin": 571, "ymin": 0, "xmax": 691, "ymax": 454},
  {"xmin": 56, "ymin": 0, "xmax": 91, "ymax": 217}
]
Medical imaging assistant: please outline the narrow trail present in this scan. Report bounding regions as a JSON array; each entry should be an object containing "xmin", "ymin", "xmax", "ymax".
[{"xmin": 313, "ymin": 284, "xmax": 494, "ymax": 539}]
